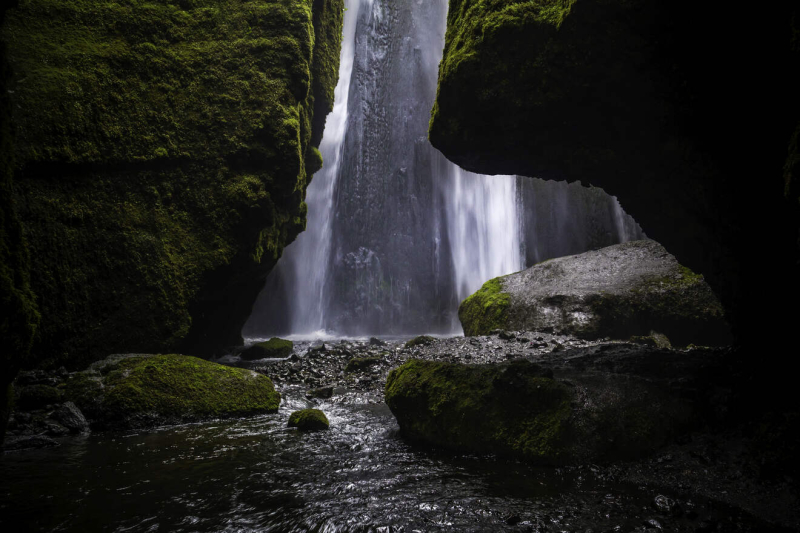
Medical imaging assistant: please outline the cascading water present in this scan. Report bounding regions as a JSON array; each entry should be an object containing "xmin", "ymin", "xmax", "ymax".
[{"xmin": 243, "ymin": 0, "xmax": 643, "ymax": 339}]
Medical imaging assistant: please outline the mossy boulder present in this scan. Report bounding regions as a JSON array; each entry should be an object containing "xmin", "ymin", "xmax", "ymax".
[
  {"xmin": 403, "ymin": 335, "xmax": 436, "ymax": 349},
  {"xmin": 63, "ymin": 354, "xmax": 280, "ymax": 429},
  {"xmin": 385, "ymin": 358, "xmax": 694, "ymax": 464},
  {"xmin": 240, "ymin": 338, "xmax": 293, "ymax": 361},
  {"xmin": 15, "ymin": 384, "xmax": 63, "ymax": 410},
  {"xmin": 0, "ymin": 0, "xmax": 344, "ymax": 368},
  {"xmin": 344, "ymin": 356, "xmax": 381, "ymax": 372},
  {"xmin": 288, "ymin": 408, "xmax": 329, "ymax": 431},
  {"xmin": 459, "ymin": 241, "xmax": 731, "ymax": 346}
]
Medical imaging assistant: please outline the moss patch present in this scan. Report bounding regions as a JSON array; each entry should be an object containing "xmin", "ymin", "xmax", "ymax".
[
  {"xmin": 403, "ymin": 335, "xmax": 435, "ymax": 349},
  {"xmin": 385, "ymin": 359, "xmax": 572, "ymax": 464},
  {"xmin": 288, "ymin": 408, "xmax": 329, "ymax": 430},
  {"xmin": 344, "ymin": 356, "xmax": 381, "ymax": 373},
  {"xmin": 458, "ymin": 276, "xmax": 510, "ymax": 336},
  {"xmin": 64, "ymin": 354, "xmax": 280, "ymax": 429},
  {"xmin": 1, "ymin": 0, "xmax": 344, "ymax": 366},
  {"xmin": 240, "ymin": 337, "xmax": 293, "ymax": 360}
]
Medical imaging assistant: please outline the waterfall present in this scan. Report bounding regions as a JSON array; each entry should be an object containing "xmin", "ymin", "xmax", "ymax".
[{"xmin": 243, "ymin": 0, "xmax": 642, "ymax": 339}]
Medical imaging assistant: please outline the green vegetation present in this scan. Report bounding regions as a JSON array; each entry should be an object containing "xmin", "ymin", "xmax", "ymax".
[
  {"xmin": 403, "ymin": 335, "xmax": 435, "ymax": 348},
  {"xmin": 457, "ymin": 276, "xmax": 510, "ymax": 336},
  {"xmin": 241, "ymin": 337, "xmax": 293, "ymax": 360},
  {"xmin": 288, "ymin": 408, "xmax": 329, "ymax": 430},
  {"xmin": 0, "ymin": 0, "xmax": 344, "ymax": 366},
  {"xmin": 385, "ymin": 359, "xmax": 572, "ymax": 463},
  {"xmin": 64, "ymin": 354, "xmax": 280, "ymax": 429}
]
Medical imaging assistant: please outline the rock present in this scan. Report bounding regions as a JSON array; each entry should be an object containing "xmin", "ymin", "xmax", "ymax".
[
  {"xmin": 63, "ymin": 354, "xmax": 280, "ymax": 430},
  {"xmin": 2, "ymin": 434, "xmax": 60, "ymax": 451},
  {"xmin": 385, "ymin": 357, "xmax": 695, "ymax": 464},
  {"xmin": 51, "ymin": 402, "xmax": 89, "ymax": 434},
  {"xmin": 15, "ymin": 384, "xmax": 63, "ymax": 411},
  {"xmin": 369, "ymin": 337, "xmax": 386, "ymax": 346},
  {"xmin": 240, "ymin": 338, "xmax": 294, "ymax": 361},
  {"xmin": 306, "ymin": 386, "xmax": 334, "ymax": 399},
  {"xmin": 288, "ymin": 409, "xmax": 330, "ymax": 431},
  {"xmin": 345, "ymin": 357, "xmax": 382, "ymax": 373},
  {"xmin": 459, "ymin": 241, "xmax": 731, "ymax": 347},
  {"xmin": 404, "ymin": 335, "xmax": 436, "ymax": 349},
  {"xmin": 498, "ymin": 330, "xmax": 516, "ymax": 341},
  {"xmin": 44, "ymin": 421, "xmax": 69, "ymax": 437}
]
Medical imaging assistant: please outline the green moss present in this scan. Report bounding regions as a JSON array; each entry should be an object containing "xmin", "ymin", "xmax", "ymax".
[
  {"xmin": 287, "ymin": 408, "xmax": 329, "ymax": 430},
  {"xmin": 64, "ymin": 354, "xmax": 280, "ymax": 428},
  {"xmin": 403, "ymin": 335, "xmax": 435, "ymax": 348},
  {"xmin": 344, "ymin": 356, "xmax": 381, "ymax": 372},
  {"xmin": 457, "ymin": 276, "xmax": 510, "ymax": 336},
  {"xmin": 1, "ymin": 0, "xmax": 344, "ymax": 365},
  {"xmin": 15, "ymin": 383, "xmax": 63, "ymax": 410},
  {"xmin": 240, "ymin": 337, "xmax": 293, "ymax": 360},
  {"xmin": 385, "ymin": 359, "xmax": 572, "ymax": 463}
]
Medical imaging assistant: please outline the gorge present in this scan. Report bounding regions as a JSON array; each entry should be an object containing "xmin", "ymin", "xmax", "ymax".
[{"xmin": 1, "ymin": 0, "xmax": 798, "ymax": 531}]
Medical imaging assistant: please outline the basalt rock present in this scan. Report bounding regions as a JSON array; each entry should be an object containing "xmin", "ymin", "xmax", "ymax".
[
  {"xmin": 430, "ymin": 0, "xmax": 800, "ymax": 346},
  {"xmin": 62, "ymin": 354, "xmax": 280, "ymax": 430},
  {"xmin": 0, "ymin": 0, "xmax": 344, "ymax": 371},
  {"xmin": 385, "ymin": 355, "xmax": 698, "ymax": 464},
  {"xmin": 459, "ymin": 241, "xmax": 730, "ymax": 347}
]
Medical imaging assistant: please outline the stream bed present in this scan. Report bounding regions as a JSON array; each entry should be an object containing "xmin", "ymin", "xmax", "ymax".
[{"xmin": 1, "ymin": 337, "xmax": 787, "ymax": 533}]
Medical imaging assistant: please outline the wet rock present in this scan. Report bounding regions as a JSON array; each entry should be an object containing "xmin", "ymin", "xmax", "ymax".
[
  {"xmin": 62, "ymin": 354, "xmax": 280, "ymax": 430},
  {"xmin": 51, "ymin": 402, "xmax": 89, "ymax": 434},
  {"xmin": 45, "ymin": 421, "xmax": 69, "ymax": 436},
  {"xmin": 306, "ymin": 386, "xmax": 334, "ymax": 399},
  {"xmin": 240, "ymin": 338, "xmax": 293, "ymax": 361},
  {"xmin": 288, "ymin": 409, "xmax": 329, "ymax": 431},
  {"xmin": 345, "ymin": 357, "xmax": 382, "ymax": 373},
  {"xmin": 498, "ymin": 330, "xmax": 516, "ymax": 340},
  {"xmin": 15, "ymin": 384, "xmax": 63, "ymax": 411},
  {"xmin": 385, "ymin": 357, "xmax": 696, "ymax": 464},
  {"xmin": 369, "ymin": 337, "xmax": 386, "ymax": 347},
  {"xmin": 458, "ymin": 241, "xmax": 731, "ymax": 347},
  {"xmin": 653, "ymin": 494, "xmax": 676, "ymax": 514},
  {"xmin": 3, "ymin": 434, "xmax": 59, "ymax": 451},
  {"xmin": 404, "ymin": 335, "xmax": 435, "ymax": 349}
]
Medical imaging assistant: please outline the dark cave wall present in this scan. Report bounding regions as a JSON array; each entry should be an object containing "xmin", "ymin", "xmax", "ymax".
[
  {"xmin": 429, "ymin": 0, "xmax": 800, "ymax": 343},
  {"xmin": 0, "ymin": 0, "xmax": 344, "ymax": 370}
]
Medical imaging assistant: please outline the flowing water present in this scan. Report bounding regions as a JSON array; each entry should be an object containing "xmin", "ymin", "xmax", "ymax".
[
  {"xmin": 243, "ymin": 0, "xmax": 642, "ymax": 339},
  {"xmin": 0, "ymin": 383, "xmax": 764, "ymax": 532}
]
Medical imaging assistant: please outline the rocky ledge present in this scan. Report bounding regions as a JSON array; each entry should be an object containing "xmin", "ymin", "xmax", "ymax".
[{"xmin": 459, "ymin": 240, "xmax": 731, "ymax": 346}]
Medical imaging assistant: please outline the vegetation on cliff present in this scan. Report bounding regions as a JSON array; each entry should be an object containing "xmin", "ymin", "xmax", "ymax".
[{"xmin": 1, "ymin": 0, "xmax": 344, "ymax": 369}]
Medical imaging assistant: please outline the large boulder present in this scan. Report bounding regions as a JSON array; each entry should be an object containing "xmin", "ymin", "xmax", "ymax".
[
  {"xmin": 240, "ymin": 338, "xmax": 293, "ymax": 361},
  {"xmin": 385, "ymin": 352, "xmax": 703, "ymax": 464},
  {"xmin": 459, "ymin": 240, "xmax": 730, "ymax": 346},
  {"xmin": 63, "ymin": 354, "xmax": 280, "ymax": 429},
  {"xmin": 0, "ymin": 0, "xmax": 344, "ymax": 368},
  {"xmin": 429, "ymin": 0, "xmax": 799, "ymax": 347}
]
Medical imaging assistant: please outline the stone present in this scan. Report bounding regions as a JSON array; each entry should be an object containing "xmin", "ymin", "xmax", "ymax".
[
  {"xmin": 403, "ymin": 335, "xmax": 435, "ymax": 349},
  {"xmin": 51, "ymin": 402, "xmax": 89, "ymax": 434},
  {"xmin": 306, "ymin": 386, "xmax": 334, "ymax": 400},
  {"xmin": 288, "ymin": 409, "xmax": 329, "ymax": 431},
  {"xmin": 240, "ymin": 338, "xmax": 293, "ymax": 361},
  {"xmin": 344, "ymin": 357, "xmax": 382, "ymax": 373},
  {"xmin": 459, "ymin": 241, "xmax": 731, "ymax": 347}
]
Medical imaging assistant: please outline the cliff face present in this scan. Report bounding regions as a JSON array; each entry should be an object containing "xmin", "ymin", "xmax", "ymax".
[
  {"xmin": 1, "ymin": 0, "xmax": 343, "ymax": 368},
  {"xmin": 430, "ymin": 0, "xmax": 800, "ymax": 343}
]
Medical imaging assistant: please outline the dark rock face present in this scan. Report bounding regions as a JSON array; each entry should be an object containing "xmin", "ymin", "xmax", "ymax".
[
  {"xmin": 460, "ymin": 241, "xmax": 731, "ymax": 346},
  {"xmin": 0, "ymin": 0, "xmax": 344, "ymax": 369},
  {"xmin": 385, "ymin": 357, "xmax": 696, "ymax": 464},
  {"xmin": 430, "ymin": 0, "xmax": 800, "ymax": 344},
  {"xmin": 51, "ymin": 401, "xmax": 89, "ymax": 434}
]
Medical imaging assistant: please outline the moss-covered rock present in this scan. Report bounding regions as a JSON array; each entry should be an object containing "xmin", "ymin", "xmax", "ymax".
[
  {"xmin": 0, "ymin": 0, "xmax": 344, "ymax": 368},
  {"xmin": 15, "ymin": 383, "xmax": 63, "ymax": 410},
  {"xmin": 288, "ymin": 408, "xmax": 329, "ymax": 431},
  {"xmin": 385, "ymin": 357, "xmax": 694, "ymax": 464},
  {"xmin": 240, "ymin": 338, "xmax": 293, "ymax": 361},
  {"xmin": 459, "ymin": 241, "xmax": 731, "ymax": 346},
  {"xmin": 430, "ymin": 0, "xmax": 800, "ymax": 349},
  {"xmin": 403, "ymin": 335, "xmax": 436, "ymax": 349},
  {"xmin": 63, "ymin": 354, "xmax": 280, "ymax": 429},
  {"xmin": 457, "ymin": 278, "xmax": 510, "ymax": 337},
  {"xmin": 344, "ymin": 356, "xmax": 381, "ymax": 372}
]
